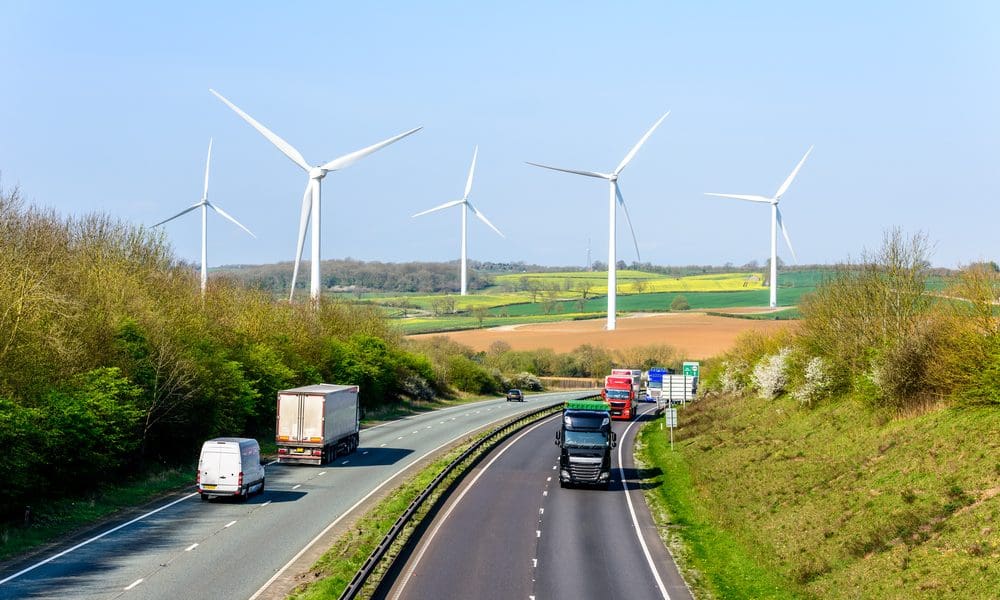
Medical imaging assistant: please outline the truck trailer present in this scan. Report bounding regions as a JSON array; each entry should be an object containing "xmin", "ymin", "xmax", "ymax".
[
  {"xmin": 276, "ymin": 384, "xmax": 360, "ymax": 465},
  {"xmin": 555, "ymin": 400, "xmax": 617, "ymax": 489}
]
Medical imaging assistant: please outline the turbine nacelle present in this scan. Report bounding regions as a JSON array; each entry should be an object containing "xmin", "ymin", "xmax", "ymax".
[{"xmin": 309, "ymin": 166, "xmax": 327, "ymax": 180}]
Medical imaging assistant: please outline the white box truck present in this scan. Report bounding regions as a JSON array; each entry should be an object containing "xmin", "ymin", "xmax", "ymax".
[
  {"xmin": 196, "ymin": 438, "xmax": 266, "ymax": 501},
  {"xmin": 276, "ymin": 384, "xmax": 361, "ymax": 465}
]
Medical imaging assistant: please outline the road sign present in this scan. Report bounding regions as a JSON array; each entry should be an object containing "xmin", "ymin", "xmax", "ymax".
[
  {"xmin": 664, "ymin": 407, "xmax": 677, "ymax": 428},
  {"xmin": 682, "ymin": 361, "xmax": 700, "ymax": 378}
]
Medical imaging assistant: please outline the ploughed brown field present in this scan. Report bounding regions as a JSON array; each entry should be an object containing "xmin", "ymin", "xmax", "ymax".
[{"xmin": 409, "ymin": 310, "xmax": 795, "ymax": 358}]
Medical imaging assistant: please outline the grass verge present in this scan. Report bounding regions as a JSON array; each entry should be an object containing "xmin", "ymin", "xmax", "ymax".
[
  {"xmin": 0, "ymin": 467, "xmax": 193, "ymax": 563},
  {"xmin": 635, "ymin": 394, "xmax": 1000, "ymax": 599}
]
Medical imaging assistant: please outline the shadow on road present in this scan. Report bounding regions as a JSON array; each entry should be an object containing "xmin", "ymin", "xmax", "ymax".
[
  {"xmin": 619, "ymin": 466, "xmax": 663, "ymax": 491},
  {"xmin": 336, "ymin": 447, "xmax": 413, "ymax": 467},
  {"xmin": 258, "ymin": 489, "xmax": 307, "ymax": 503}
]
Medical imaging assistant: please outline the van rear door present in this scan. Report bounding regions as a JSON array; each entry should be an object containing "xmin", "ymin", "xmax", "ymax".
[{"xmin": 200, "ymin": 444, "xmax": 239, "ymax": 492}]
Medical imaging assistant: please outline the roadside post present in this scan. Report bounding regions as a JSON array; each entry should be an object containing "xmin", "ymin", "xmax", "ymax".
[{"xmin": 664, "ymin": 407, "xmax": 677, "ymax": 450}]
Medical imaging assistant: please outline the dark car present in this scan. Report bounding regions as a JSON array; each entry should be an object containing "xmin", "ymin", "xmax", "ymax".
[{"xmin": 506, "ymin": 389, "xmax": 524, "ymax": 402}]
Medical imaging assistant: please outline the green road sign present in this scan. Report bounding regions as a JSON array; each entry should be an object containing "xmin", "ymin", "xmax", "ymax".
[{"xmin": 682, "ymin": 361, "xmax": 700, "ymax": 378}]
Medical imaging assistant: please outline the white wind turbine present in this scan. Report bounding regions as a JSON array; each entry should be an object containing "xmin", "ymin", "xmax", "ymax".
[
  {"xmin": 412, "ymin": 146, "xmax": 504, "ymax": 296},
  {"xmin": 705, "ymin": 146, "xmax": 813, "ymax": 309},
  {"xmin": 210, "ymin": 89, "xmax": 421, "ymax": 302},
  {"xmin": 153, "ymin": 138, "xmax": 255, "ymax": 295},
  {"xmin": 527, "ymin": 111, "xmax": 670, "ymax": 330}
]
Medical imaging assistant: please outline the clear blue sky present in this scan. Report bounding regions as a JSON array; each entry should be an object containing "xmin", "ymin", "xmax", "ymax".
[{"xmin": 2, "ymin": 1, "xmax": 997, "ymax": 269}]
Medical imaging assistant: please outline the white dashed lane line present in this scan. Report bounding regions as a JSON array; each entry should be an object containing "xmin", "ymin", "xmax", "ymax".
[
  {"xmin": 184, "ymin": 543, "xmax": 198, "ymax": 552},
  {"xmin": 292, "ymin": 484, "xmax": 301, "ymax": 490},
  {"xmin": 124, "ymin": 579, "xmax": 143, "ymax": 591},
  {"xmin": 224, "ymin": 520, "xmax": 237, "ymax": 528}
]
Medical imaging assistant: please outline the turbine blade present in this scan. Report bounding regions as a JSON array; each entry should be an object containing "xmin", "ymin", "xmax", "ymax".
[
  {"xmin": 525, "ymin": 162, "xmax": 609, "ymax": 179},
  {"xmin": 289, "ymin": 181, "xmax": 313, "ymax": 301},
  {"xmin": 320, "ymin": 127, "xmax": 423, "ymax": 172},
  {"xmin": 208, "ymin": 202, "xmax": 257, "ymax": 238},
  {"xmin": 776, "ymin": 207, "xmax": 797, "ymax": 262},
  {"xmin": 467, "ymin": 202, "xmax": 505, "ymax": 238},
  {"xmin": 203, "ymin": 138, "xmax": 213, "ymax": 200},
  {"xmin": 209, "ymin": 89, "xmax": 311, "ymax": 172},
  {"xmin": 614, "ymin": 110, "xmax": 670, "ymax": 175},
  {"xmin": 152, "ymin": 203, "xmax": 201, "ymax": 228},
  {"xmin": 463, "ymin": 146, "xmax": 478, "ymax": 200},
  {"xmin": 704, "ymin": 192, "xmax": 774, "ymax": 204},
  {"xmin": 412, "ymin": 199, "xmax": 464, "ymax": 218},
  {"xmin": 615, "ymin": 185, "xmax": 641, "ymax": 262},
  {"xmin": 775, "ymin": 145, "xmax": 813, "ymax": 199}
]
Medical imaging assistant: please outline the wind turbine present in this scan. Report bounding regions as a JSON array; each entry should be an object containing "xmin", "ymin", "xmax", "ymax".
[
  {"xmin": 153, "ymin": 138, "xmax": 255, "ymax": 295},
  {"xmin": 527, "ymin": 111, "xmax": 669, "ymax": 330},
  {"xmin": 705, "ymin": 146, "xmax": 813, "ymax": 309},
  {"xmin": 210, "ymin": 89, "xmax": 422, "ymax": 302},
  {"xmin": 412, "ymin": 146, "xmax": 504, "ymax": 295}
]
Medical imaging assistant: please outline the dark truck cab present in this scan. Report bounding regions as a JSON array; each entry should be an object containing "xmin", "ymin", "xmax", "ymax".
[{"xmin": 555, "ymin": 400, "xmax": 617, "ymax": 489}]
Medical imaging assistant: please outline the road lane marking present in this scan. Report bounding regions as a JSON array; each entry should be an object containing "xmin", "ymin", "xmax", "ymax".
[
  {"xmin": 536, "ymin": 530, "xmax": 541, "ymax": 538},
  {"xmin": 262, "ymin": 501, "xmax": 272, "ymax": 507},
  {"xmin": 185, "ymin": 543, "xmax": 199, "ymax": 552},
  {"xmin": 342, "ymin": 460, "xmax": 350, "ymax": 465},
  {"xmin": 124, "ymin": 579, "xmax": 143, "ymax": 590},
  {"xmin": 532, "ymin": 558, "xmax": 537, "ymax": 567},
  {"xmin": 546, "ymin": 477, "xmax": 551, "ymax": 482},
  {"xmin": 539, "ymin": 508, "xmax": 544, "ymax": 515},
  {"xmin": 618, "ymin": 406, "xmax": 671, "ymax": 599},
  {"xmin": 0, "ymin": 491, "xmax": 198, "ymax": 585},
  {"xmin": 319, "ymin": 471, "xmax": 327, "ymax": 476},
  {"xmin": 390, "ymin": 415, "xmax": 559, "ymax": 600},
  {"xmin": 543, "ymin": 491, "xmax": 548, "ymax": 496},
  {"xmin": 292, "ymin": 484, "xmax": 301, "ymax": 490},
  {"xmin": 363, "ymin": 451, "xmax": 369, "ymax": 455},
  {"xmin": 397, "ymin": 436, "xmax": 404, "ymax": 440},
  {"xmin": 224, "ymin": 520, "xmax": 237, "ymax": 528},
  {"xmin": 380, "ymin": 443, "xmax": 387, "ymax": 447}
]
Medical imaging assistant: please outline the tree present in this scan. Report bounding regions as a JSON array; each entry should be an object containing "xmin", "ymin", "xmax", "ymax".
[
  {"xmin": 472, "ymin": 306, "xmax": 490, "ymax": 328},
  {"xmin": 670, "ymin": 295, "xmax": 690, "ymax": 311},
  {"xmin": 632, "ymin": 279, "xmax": 648, "ymax": 294}
]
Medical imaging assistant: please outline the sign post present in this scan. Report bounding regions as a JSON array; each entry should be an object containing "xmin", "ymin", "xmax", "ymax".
[{"xmin": 664, "ymin": 407, "xmax": 677, "ymax": 450}]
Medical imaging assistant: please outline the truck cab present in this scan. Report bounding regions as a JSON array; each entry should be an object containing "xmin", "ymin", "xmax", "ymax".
[
  {"xmin": 602, "ymin": 375, "xmax": 637, "ymax": 420},
  {"xmin": 555, "ymin": 401, "xmax": 617, "ymax": 489}
]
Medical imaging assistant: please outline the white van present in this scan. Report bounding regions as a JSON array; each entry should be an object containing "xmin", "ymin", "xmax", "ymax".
[{"xmin": 196, "ymin": 438, "xmax": 266, "ymax": 501}]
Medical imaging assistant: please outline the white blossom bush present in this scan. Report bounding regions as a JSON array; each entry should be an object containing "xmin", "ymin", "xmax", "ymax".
[
  {"xmin": 718, "ymin": 360, "xmax": 746, "ymax": 394},
  {"xmin": 752, "ymin": 348, "xmax": 791, "ymax": 399},
  {"xmin": 793, "ymin": 356, "xmax": 832, "ymax": 405}
]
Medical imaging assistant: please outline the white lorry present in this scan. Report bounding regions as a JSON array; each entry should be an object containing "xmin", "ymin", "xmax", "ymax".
[
  {"xmin": 196, "ymin": 437, "xmax": 266, "ymax": 501},
  {"xmin": 276, "ymin": 384, "xmax": 361, "ymax": 465}
]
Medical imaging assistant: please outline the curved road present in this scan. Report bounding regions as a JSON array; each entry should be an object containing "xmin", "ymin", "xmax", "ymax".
[
  {"xmin": 384, "ymin": 404, "xmax": 691, "ymax": 600},
  {"xmin": 0, "ymin": 391, "xmax": 592, "ymax": 600}
]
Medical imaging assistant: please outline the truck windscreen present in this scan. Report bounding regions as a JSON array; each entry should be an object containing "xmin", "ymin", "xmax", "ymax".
[
  {"xmin": 605, "ymin": 389, "xmax": 630, "ymax": 399},
  {"xmin": 563, "ymin": 430, "xmax": 608, "ymax": 448}
]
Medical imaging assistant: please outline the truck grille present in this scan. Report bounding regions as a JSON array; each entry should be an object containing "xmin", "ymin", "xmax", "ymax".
[
  {"xmin": 608, "ymin": 401, "xmax": 625, "ymax": 409},
  {"xmin": 568, "ymin": 457, "xmax": 603, "ymax": 481}
]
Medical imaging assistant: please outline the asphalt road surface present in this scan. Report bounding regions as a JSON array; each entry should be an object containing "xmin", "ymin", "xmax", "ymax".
[
  {"xmin": 0, "ymin": 391, "xmax": 592, "ymax": 600},
  {"xmin": 384, "ymin": 404, "xmax": 692, "ymax": 600}
]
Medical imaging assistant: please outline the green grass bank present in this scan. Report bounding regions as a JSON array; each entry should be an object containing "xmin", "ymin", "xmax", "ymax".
[{"xmin": 636, "ymin": 395, "xmax": 1000, "ymax": 599}]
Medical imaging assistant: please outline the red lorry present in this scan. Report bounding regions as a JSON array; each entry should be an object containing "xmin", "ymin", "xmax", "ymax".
[{"xmin": 602, "ymin": 375, "xmax": 637, "ymax": 420}]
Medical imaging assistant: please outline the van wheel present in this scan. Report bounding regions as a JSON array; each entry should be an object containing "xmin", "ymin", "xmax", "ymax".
[
  {"xmin": 200, "ymin": 493, "xmax": 209, "ymax": 501},
  {"xmin": 258, "ymin": 478, "xmax": 265, "ymax": 495}
]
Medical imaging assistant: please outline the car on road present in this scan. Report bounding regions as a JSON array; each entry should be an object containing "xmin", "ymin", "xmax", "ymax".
[{"xmin": 506, "ymin": 389, "xmax": 524, "ymax": 402}]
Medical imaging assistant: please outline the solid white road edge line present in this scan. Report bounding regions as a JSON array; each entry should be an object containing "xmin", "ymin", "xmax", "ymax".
[
  {"xmin": 389, "ymin": 414, "xmax": 559, "ymax": 600},
  {"xmin": 124, "ymin": 578, "xmax": 143, "ymax": 591},
  {"xmin": 619, "ymin": 406, "xmax": 670, "ymax": 600},
  {"xmin": 0, "ymin": 492, "xmax": 198, "ymax": 585}
]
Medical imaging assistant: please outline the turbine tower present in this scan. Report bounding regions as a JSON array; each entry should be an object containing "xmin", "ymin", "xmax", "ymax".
[
  {"xmin": 210, "ymin": 89, "xmax": 421, "ymax": 302},
  {"xmin": 412, "ymin": 146, "xmax": 504, "ymax": 295},
  {"xmin": 527, "ymin": 111, "xmax": 669, "ymax": 330},
  {"xmin": 705, "ymin": 146, "xmax": 813, "ymax": 309},
  {"xmin": 153, "ymin": 138, "xmax": 255, "ymax": 295}
]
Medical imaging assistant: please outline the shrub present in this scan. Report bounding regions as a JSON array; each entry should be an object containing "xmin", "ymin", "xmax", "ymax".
[
  {"xmin": 446, "ymin": 355, "xmax": 498, "ymax": 394},
  {"xmin": 793, "ymin": 356, "xmax": 833, "ymax": 405},
  {"xmin": 751, "ymin": 348, "xmax": 791, "ymax": 399},
  {"xmin": 670, "ymin": 295, "xmax": 690, "ymax": 311}
]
